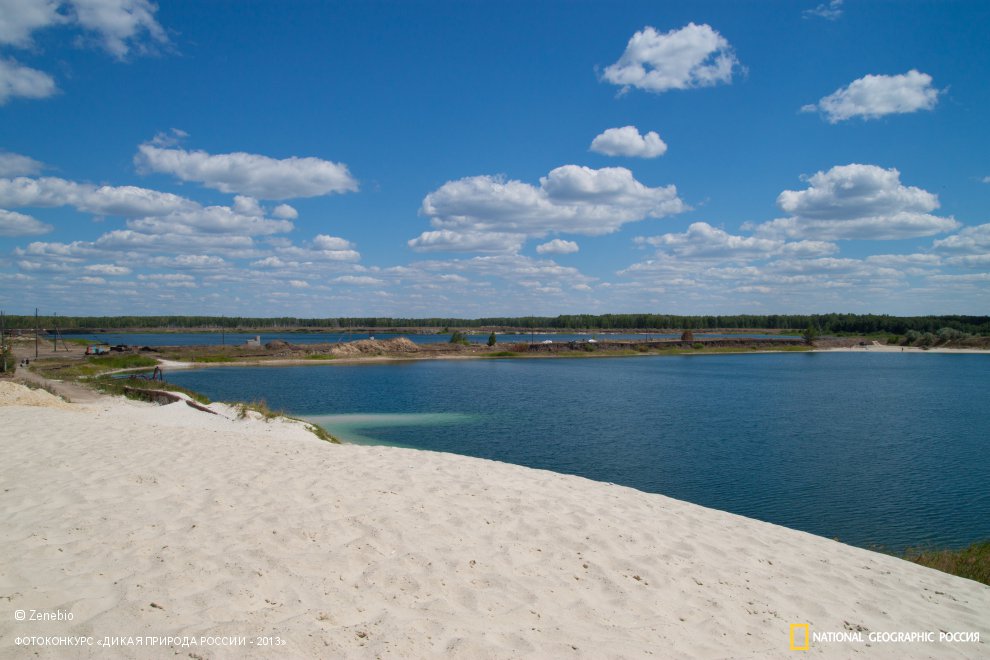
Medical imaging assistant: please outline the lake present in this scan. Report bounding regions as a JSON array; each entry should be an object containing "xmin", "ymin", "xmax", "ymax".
[{"xmin": 164, "ymin": 352, "xmax": 990, "ymax": 552}]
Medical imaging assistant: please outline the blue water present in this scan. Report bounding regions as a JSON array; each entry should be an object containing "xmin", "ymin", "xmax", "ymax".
[
  {"xmin": 59, "ymin": 331, "xmax": 781, "ymax": 346},
  {"xmin": 164, "ymin": 352, "xmax": 990, "ymax": 552}
]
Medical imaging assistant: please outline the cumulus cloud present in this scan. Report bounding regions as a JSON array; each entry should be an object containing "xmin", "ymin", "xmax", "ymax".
[
  {"xmin": 0, "ymin": 208, "xmax": 52, "ymax": 236},
  {"xmin": 334, "ymin": 275, "xmax": 385, "ymax": 286},
  {"xmin": 288, "ymin": 279, "xmax": 309, "ymax": 288},
  {"xmin": 865, "ymin": 253, "xmax": 941, "ymax": 267},
  {"xmin": 409, "ymin": 254, "xmax": 596, "ymax": 293},
  {"xmin": 0, "ymin": 176, "xmax": 196, "ymax": 216},
  {"xmin": 536, "ymin": 239, "xmax": 579, "ymax": 254},
  {"xmin": 276, "ymin": 234, "xmax": 360, "ymax": 262},
  {"xmin": 84, "ymin": 263, "xmax": 130, "ymax": 275},
  {"xmin": 0, "ymin": 58, "xmax": 58, "ymax": 104},
  {"xmin": 408, "ymin": 230, "xmax": 524, "ymax": 254},
  {"xmin": 146, "ymin": 254, "xmax": 226, "ymax": 269},
  {"xmin": 0, "ymin": 151, "xmax": 44, "ymax": 176},
  {"xmin": 803, "ymin": 70, "xmax": 940, "ymax": 123},
  {"xmin": 747, "ymin": 164, "xmax": 958, "ymax": 240},
  {"xmin": 419, "ymin": 165, "xmax": 685, "ymax": 251},
  {"xmin": 590, "ymin": 126, "xmax": 667, "ymax": 158},
  {"xmin": 126, "ymin": 205, "xmax": 294, "ymax": 236},
  {"xmin": 312, "ymin": 234, "xmax": 353, "ymax": 251},
  {"xmin": 135, "ymin": 141, "xmax": 358, "ymax": 199},
  {"xmin": 272, "ymin": 203, "xmax": 298, "ymax": 219},
  {"xmin": 602, "ymin": 23, "xmax": 740, "ymax": 94},
  {"xmin": 932, "ymin": 223, "xmax": 990, "ymax": 254},
  {"xmin": 803, "ymin": 0, "xmax": 843, "ymax": 21},
  {"xmin": 636, "ymin": 222, "xmax": 836, "ymax": 260}
]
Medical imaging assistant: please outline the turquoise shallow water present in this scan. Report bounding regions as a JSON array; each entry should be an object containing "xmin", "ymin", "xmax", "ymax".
[{"xmin": 166, "ymin": 352, "xmax": 990, "ymax": 552}]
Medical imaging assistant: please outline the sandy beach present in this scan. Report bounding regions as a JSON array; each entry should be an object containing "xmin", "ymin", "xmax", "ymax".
[{"xmin": 1, "ymin": 381, "xmax": 988, "ymax": 658}]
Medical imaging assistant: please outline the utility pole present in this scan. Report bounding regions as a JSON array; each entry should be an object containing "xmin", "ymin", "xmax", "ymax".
[
  {"xmin": 35, "ymin": 307, "xmax": 39, "ymax": 359},
  {"xmin": 1, "ymin": 310, "xmax": 6, "ymax": 373}
]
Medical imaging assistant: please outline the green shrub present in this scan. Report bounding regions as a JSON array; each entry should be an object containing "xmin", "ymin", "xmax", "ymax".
[{"xmin": 692, "ymin": 343, "xmax": 704, "ymax": 349}]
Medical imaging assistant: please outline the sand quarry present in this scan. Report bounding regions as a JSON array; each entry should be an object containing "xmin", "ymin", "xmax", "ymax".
[{"xmin": 1, "ymin": 380, "xmax": 988, "ymax": 658}]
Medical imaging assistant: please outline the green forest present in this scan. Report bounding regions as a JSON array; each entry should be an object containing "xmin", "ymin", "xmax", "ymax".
[{"xmin": 2, "ymin": 313, "xmax": 988, "ymax": 335}]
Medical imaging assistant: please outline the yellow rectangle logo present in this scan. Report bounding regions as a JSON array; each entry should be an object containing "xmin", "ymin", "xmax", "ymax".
[{"xmin": 790, "ymin": 623, "xmax": 810, "ymax": 650}]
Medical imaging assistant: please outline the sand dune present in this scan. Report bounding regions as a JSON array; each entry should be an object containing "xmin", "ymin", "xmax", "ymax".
[{"xmin": 1, "ymin": 382, "xmax": 987, "ymax": 658}]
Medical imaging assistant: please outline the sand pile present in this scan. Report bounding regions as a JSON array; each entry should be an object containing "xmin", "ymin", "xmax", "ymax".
[
  {"xmin": 0, "ymin": 380, "xmax": 74, "ymax": 409},
  {"xmin": 330, "ymin": 337, "xmax": 419, "ymax": 356}
]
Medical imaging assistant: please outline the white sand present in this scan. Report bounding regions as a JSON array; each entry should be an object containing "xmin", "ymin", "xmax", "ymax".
[
  {"xmin": 1, "ymin": 383, "xmax": 987, "ymax": 659},
  {"xmin": 822, "ymin": 342, "xmax": 989, "ymax": 354}
]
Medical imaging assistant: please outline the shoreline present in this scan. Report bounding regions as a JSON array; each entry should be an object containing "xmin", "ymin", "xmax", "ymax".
[{"xmin": 1, "ymin": 380, "xmax": 987, "ymax": 657}]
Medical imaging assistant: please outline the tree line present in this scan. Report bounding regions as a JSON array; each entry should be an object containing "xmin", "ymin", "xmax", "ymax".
[{"xmin": 1, "ymin": 313, "xmax": 987, "ymax": 335}]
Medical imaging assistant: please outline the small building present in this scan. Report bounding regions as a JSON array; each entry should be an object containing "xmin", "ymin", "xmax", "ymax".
[{"xmin": 245, "ymin": 335, "xmax": 261, "ymax": 347}]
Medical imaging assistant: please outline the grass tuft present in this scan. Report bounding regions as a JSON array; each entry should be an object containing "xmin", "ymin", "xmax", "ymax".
[{"xmin": 904, "ymin": 540, "xmax": 990, "ymax": 586}]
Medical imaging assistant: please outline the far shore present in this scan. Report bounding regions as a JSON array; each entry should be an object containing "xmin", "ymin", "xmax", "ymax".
[{"xmin": 151, "ymin": 342, "xmax": 989, "ymax": 371}]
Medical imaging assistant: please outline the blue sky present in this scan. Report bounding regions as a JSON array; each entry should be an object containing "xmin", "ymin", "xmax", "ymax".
[{"xmin": 1, "ymin": 0, "xmax": 988, "ymax": 317}]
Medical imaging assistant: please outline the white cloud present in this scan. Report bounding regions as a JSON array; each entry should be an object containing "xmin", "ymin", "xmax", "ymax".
[
  {"xmin": 232, "ymin": 195, "xmax": 263, "ymax": 216},
  {"xmin": 637, "ymin": 222, "xmax": 836, "ymax": 260},
  {"xmin": 78, "ymin": 275, "xmax": 106, "ymax": 285},
  {"xmin": 127, "ymin": 205, "xmax": 294, "ymax": 236},
  {"xmin": 0, "ymin": 176, "xmax": 197, "ymax": 216},
  {"xmin": 748, "ymin": 164, "xmax": 958, "ymax": 240},
  {"xmin": 944, "ymin": 253, "xmax": 990, "ymax": 269},
  {"xmin": 932, "ymin": 223, "xmax": 990, "ymax": 254},
  {"xmin": 94, "ymin": 229, "xmax": 257, "ymax": 254},
  {"xmin": 803, "ymin": 0, "xmax": 843, "ymax": 21},
  {"xmin": 536, "ymin": 239, "xmax": 579, "ymax": 255},
  {"xmin": 68, "ymin": 0, "xmax": 167, "ymax": 59},
  {"xmin": 865, "ymin": 253, "xmax": 941, "ymax": 267},
  {"xmin": 983, "ymin": 176, "xmax": 990, "ymax": 184},
  {"xmin": 146, "ymin": 254, "xmax": 226, "ymax": 269},
  {"xmin": 0, "ymin": 1, "xmax": 165, "ymax": 58},
  {"xmin": 0, "ymin": 151, "xmax": 44, "ymax": 176},
  {"xmin": 312, "ymin": 234, "xmax": 353, "ymax": 251},
  {"xmin": 251, "ymin": 256, "xmax": 290, "ymax": 268},
  {"xmin": 288, "ymin": 279, "xmax": 309, "ymax": 288},
  {"xmin": 408, "ymin": 254, "xmax": 596, "ymax": 294},
  {"xmin": 602, "ymin": 23, "xmax": 740, "ymax": 94},
  {"xmin": 334, "ymin": 275, "xmax": 385, "ymax": 286},
  {"xmin": 272, "ymin": 203, "xmax": 298, "ymax": 219},
  {"xmin": 408, "ymin": 229, "xmax": 524, "ymax": 253},
  {"xmin": 420, "ymin": 165, "xmax": 685, "ymax": 247},
  {"xmin": 135, "ymin": 141, "xmax": 358, "ymax": 199},
  {"xmin": 137, "ymin": 272, "xmax": 197, "ymax": 287},
  {"xmin": 275, "ymin": 234, "xmax": 360, "ymax": 262},
  {"xmin": 590, "ymin": 126, "xmax": 667, "ymax": 158},
  {"xmin": 804, "ymin": 70, "xmax": 939, "ymax": 123},
  {"xmin": 0, "ymin": 57, "xmax": 58, "ymax": 104},
  {"xmin": 0, "ymin": 0, "xmax": 64, "ymax": 47},
  {"xmin": 84, "ymin": 263, "xmax": 130, "ymax": 275},
  {"xmin": 0, "ymin": 208, "xmax": 52, "ymax": 236}
]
